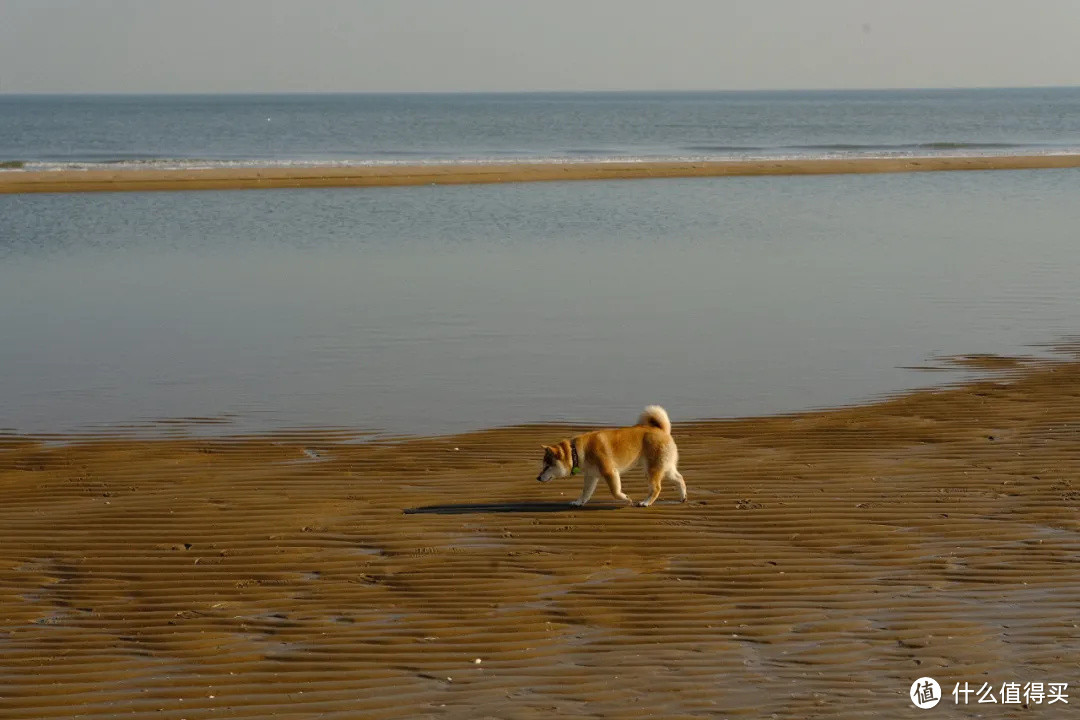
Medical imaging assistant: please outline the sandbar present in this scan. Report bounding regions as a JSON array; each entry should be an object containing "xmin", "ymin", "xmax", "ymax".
[{"xmin": 3, "ymin": 154, "xmax": 1080, "ymax": 194}]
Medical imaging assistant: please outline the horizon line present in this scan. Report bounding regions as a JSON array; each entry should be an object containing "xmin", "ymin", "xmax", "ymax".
[{"xmin": 2, "ymin": 84, "xmax": 1079, "ymax": 98}]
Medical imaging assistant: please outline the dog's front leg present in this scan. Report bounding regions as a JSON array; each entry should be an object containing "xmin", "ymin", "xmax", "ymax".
[
  {"xmin": 569, "ymin": 475, "xmax": 599, "ymax": 506},
  {"xmin": 602, "ymin": 469, "xmax": 633, "ymax": 505}
]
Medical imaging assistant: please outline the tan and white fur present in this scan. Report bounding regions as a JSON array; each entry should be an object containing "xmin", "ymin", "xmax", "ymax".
[{"xmin": 537, "ymin": 405, "xmax": 687, "ymax": 507}]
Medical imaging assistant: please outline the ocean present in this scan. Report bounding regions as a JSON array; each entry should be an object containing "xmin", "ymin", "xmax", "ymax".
[
  {"xmin": 4, "ymin": 88, "xmax": 1080, "ymax": 169},
  {"xmin": 2, "ymin": 89, "xmax": 1080, "ymax": 436}
]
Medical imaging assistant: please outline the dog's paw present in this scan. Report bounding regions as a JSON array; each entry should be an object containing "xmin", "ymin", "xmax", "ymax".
[
  {"xmin": 569, "ymin": 499, "xmax": 585, "ymax": 507},
  {"xmin": 635, "ymin": 499, "xmax": 653, "ymax": 508}
]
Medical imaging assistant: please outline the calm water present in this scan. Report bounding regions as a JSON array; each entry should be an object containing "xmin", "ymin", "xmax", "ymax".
[
  {"xmin": 2, "ymin": 90, "xmax": 1080, "ymax": 436},
  {"xmin": 3, "ymin": 167, "xmax": 1080, "ymax": 436}
]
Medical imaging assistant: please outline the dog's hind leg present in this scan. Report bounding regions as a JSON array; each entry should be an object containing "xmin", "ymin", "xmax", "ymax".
[
  {"xmin": 569, "ymin": 475, "xmax": 599, "ymax": 507},
  {"xmin": 636, "ymin": 466, "xmax": 665, "ymax": 507},
  {"xmin": 601, "ymin": 468, "xmax": 633, "ymax": 505},
  {"xmin": 669, "ymin": 469, "xmax": 687, "ymax": 502}
]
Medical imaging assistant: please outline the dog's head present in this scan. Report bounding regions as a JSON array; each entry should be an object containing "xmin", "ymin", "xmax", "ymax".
[{"xmin": 537, "ymin": 443, "xmax": 570, "ymax": 483}]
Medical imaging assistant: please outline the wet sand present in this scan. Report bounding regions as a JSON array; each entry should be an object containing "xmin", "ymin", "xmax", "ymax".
[
  {"xmin": 3, "ymin": 154, "xmax": 1080, "ymax": 194},
  {"xmin": 3, "ymin": 356, "xmax": 1080, "ymax": 718}
]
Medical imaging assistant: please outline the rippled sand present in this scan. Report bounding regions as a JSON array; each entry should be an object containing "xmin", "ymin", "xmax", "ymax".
[
  {"xmin": 4, "ymin": 154, "xmax": 1080, "ymax": 194},
  {"xmin": 3, "ymin": 355, "xmax": 1080, "ymax": 718}
]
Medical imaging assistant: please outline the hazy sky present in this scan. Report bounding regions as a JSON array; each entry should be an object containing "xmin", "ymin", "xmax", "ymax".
[{"xmin": 2, "ymin": 0, "xmax": 1079, "ymax": 93}]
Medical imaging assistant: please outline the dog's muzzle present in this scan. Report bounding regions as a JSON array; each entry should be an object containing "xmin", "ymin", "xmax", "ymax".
[{"xmin": 537, "ymin": 474, "xmax": 548, "ymax": 483}]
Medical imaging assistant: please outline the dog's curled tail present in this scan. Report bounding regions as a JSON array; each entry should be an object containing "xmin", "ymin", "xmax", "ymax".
[{"xmin": 638, "ymin": 405, "xmax": 672, "ymax": 434}]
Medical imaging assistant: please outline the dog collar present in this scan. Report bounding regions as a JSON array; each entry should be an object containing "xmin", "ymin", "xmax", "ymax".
[{"xmin": 570, "ymin": 440, "xmax": 580, "ymax": 474}]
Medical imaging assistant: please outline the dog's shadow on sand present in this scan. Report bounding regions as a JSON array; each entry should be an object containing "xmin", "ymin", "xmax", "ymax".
[{"xmin": 404, "ymin": 502, "xmax": 624, "ymax": 515}]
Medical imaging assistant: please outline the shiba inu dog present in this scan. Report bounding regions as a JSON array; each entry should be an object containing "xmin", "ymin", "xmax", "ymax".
[{"xmin": 537, "ymin": 405, "xmax": 687, "ymax": 507}]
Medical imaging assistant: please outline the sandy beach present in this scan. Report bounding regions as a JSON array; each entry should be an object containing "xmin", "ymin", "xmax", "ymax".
[
  {"xmin": 3, "ymin": 154, "xmax": 1080, "ymax": 194},
  {"xmin": 2, "ymin": 353, "xmax": 1079, "ymax": 718}
]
